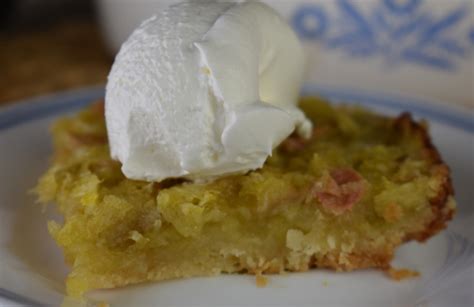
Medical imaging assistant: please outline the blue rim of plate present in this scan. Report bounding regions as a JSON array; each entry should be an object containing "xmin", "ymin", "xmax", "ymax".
[
  {"xmin": 0, "ymin": 85, "xmax": 472, "ymax": 306},
  {"xmin": 302, "ymin": 85, "xmax": 474, "ymax": 133},
  {"xmin": 0, "ymin": 85, "xmax": 473, "ymax": 133}
]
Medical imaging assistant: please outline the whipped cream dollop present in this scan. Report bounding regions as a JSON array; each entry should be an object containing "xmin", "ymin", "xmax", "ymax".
[{"xmin": 105, "ymin": 1, "xmax": 311, "ymax": 182}]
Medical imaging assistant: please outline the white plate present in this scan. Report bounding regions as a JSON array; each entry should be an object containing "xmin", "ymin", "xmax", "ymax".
[{"xmin": 0, "ymin": 87, "xmax": 473, "ymax": 307}]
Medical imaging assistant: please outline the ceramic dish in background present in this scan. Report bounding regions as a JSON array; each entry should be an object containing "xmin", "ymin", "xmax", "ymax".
[
  {"xmin": 96, "ymin": 0, "xmax": 474, "ymax": 108},
  {"xmin": 0, "ymin": 87, "xmax": 472, "ymax": 307}
]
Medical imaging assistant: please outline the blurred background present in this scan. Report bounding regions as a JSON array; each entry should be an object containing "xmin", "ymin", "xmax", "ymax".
[
  {"xmin": 0, "ymin": 0, "xmax": 472, "ymax": 107},
  {"xmin": 0, "ymin": 0, "xmax": 110, "ymax": 105}
]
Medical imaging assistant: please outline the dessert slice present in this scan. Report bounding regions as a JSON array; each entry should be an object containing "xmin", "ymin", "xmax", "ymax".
[{"xmin": 36, "ymin": 98, "xmax": 455, "ymax": 297}]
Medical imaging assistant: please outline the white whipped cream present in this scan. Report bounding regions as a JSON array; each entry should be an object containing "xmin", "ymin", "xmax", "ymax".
[{"xmin": 105, "ymin": 1, "xmax": 311, "ymax": 182}]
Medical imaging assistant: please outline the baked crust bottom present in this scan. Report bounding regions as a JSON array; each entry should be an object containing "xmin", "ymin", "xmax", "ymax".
[{"xmin": 35, "ymin": 98, "xmax": 455, "ymax": 297}]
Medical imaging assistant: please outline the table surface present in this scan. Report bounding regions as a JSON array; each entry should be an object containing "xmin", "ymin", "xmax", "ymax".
[{"xmin": 0, "ymin": 20, "xmax": 112, "ymax": 106}]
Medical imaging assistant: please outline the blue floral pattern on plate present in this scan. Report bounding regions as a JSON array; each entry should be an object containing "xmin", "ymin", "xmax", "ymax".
[{"xmin": 292, "ymin": 0, "xmax": 474, "ymax": 71}]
